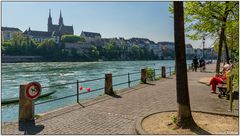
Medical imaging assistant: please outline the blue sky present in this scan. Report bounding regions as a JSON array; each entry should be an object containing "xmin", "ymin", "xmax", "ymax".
[{"xmin": 2, "ymin": 2, "xmax": 212, "ymax": 48}]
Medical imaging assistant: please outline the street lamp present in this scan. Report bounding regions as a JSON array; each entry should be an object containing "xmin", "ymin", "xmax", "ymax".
[{"xmin": 202, "ymin": 35, "xmax": 205, "ymax": 59}]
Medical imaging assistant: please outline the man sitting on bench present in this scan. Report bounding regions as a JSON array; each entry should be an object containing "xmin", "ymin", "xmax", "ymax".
[{"xmin": 209, "ymin": 64, "xmax": 230, "ymax": 93}]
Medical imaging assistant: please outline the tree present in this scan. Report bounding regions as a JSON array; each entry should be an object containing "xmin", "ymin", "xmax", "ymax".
[
  {"xmin": 2, "ymin": 33, "xmax": 38, "ymax": 55},
  {"xmin": 89, "ymin": 45, "xmax": 100, "ymax": 59},
  {"xmin": 174, "ymin": 1, "xmax": 195, "ymax": 128},
  {"xmin": 61, "ymin": 35, "xmax": 85, "ymax": 43},
  {"xmin": 38, "ymin": 39, "xmax": 60, "ymax": 56},
  {"xmin": 183, "ymin": 1, "xmax": 239, "ymax": 73},
  {"xmin": 131, "ymin": 44, "xmax": 141, "ymax": 59}
]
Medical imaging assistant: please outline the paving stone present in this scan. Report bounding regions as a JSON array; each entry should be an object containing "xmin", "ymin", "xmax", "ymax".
[{"xmin": 2, "ymin": 64, "xmax": 238, "ymax": 134}]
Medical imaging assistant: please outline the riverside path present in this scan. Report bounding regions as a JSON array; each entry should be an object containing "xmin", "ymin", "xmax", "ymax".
[{"xmin": 2, "ymin": 63, "xmax": 238, "ymax": 134}]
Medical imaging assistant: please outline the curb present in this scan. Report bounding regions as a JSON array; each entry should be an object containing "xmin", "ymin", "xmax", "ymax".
[{"xmin": 135, "ymin": 110, "xmax": 239, "ymax": 135}]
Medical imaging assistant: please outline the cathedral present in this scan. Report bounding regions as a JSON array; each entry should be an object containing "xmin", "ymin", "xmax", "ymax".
[
  {"xmin": 23, "ymin": 10, "xmax": 74, "ymax": 43},
  {"xmin": 48, "ymin": 9, "xmax": 74, "ymax": 35}
]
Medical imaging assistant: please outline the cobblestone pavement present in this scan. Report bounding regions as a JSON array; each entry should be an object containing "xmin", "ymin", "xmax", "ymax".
[{"xmin": 2, "ymin": 64, "xmax": 238, "ymax": 134}]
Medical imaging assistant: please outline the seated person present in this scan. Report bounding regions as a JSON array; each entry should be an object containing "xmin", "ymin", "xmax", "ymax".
[{"xmin": 209, "ymin": 64, "xmax": 230, "ymax": 93}]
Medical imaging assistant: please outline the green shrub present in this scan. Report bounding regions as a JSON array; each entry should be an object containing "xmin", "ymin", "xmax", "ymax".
[{"xmin": 146, "ymin": 67, "xmax": 155, "ymax": 81}]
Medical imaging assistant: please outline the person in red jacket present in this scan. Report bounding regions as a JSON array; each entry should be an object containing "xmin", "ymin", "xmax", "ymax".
[{"xmin": 209, "ymin": 64, "xmax": 230, "ymax": 93}]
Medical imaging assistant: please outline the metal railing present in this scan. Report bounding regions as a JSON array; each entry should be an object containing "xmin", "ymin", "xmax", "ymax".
[
  {"xmin": 34, "ymin": 63, "xmax": 192, "ymax": 106},
  {"xmin": 34, "ymin": 71, "xmax": 142, "ymax": 105}
]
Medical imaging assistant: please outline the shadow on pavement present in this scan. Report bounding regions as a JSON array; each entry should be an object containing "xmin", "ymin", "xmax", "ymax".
[
  {"xmin": 203, "ymin": 71, "xmax": 215, "ymax": 73},
  {"xmin": 111, "ymin": 94, "xmax": 122, "ymax": 98},
  {"xmin": 190, "ymin": 124, "xmax": 211, "ymax": 135},
  {"xmin": 145, "ymin": 83, "xmax": 156, "ymax": 85},
  {"xmin": 18, "ymin": 120, "xmax": 44, "ymax": 135}
]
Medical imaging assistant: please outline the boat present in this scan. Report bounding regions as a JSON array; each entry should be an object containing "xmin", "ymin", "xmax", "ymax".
[{"xmin": 1, "ymin": 90, "xmax": 56, "ymax": 105}]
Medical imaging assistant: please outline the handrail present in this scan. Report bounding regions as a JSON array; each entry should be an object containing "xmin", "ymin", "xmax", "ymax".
[
  {"xmin": 112, "ymin": 73, "xmax": 128, "ymax": 78},
  {"xmin": 42, "ymin": 82, "xmax": 77, "ymax": 88},
  {"xmin": 78, "ymin": 77, "xmax": 105, "ymax": 83},
  {"xmin": 34, "ymin": 64, "xmax": 178, "ymax": 106}
]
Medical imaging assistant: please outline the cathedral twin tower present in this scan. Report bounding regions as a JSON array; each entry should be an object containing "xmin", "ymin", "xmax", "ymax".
[{"xmin": 47, "ymin": 9, "xmax": 74, "ymax": 35}]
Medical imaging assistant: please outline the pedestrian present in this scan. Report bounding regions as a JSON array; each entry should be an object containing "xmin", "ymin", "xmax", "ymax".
[
  {"xmin": 202, "ymin": 59, "xmax": 206, "ymax": 72},
  {"xmin": 199, "ymin": 58, "xmax": 203, "ymax": 72},
  {"xmin": 199, "ymin": 58, "xmax": 205, "ymax": 72},
  {"xmin": 192, "ymin": 56, "xmax": 198, "ymax": 72}
]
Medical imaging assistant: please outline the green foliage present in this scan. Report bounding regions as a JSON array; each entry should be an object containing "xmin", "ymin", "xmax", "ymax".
[
  {"xmin": 89, "ymin": 45, "xmax": 100, "ymax": 59},
  {"xmin": 183, "ymin": 2, "xmax": 238, "ymax": 39},
  {"xmin": 231, "ymin": 63, "xmax": 239, "ymax": 91},
  {"xmin": 61, "ymin": 35, "xmax": 85, "ymax": 43},
  {"xmin": 2, "ymin": 33, "xmax": 38, "ymax": 55},
  {"xmin": 171, "ymin": 115, "xmax": 177, "ymax": 124},
  {"xmin": 131, "ymin": 45, "xmax": 141, "ymax": 59},
  {"xmin": 180, "ymin": 1, "xmax": 239, "ymax": 71},
  {"xmin": 34, "ymin": 114, "xmax": 41, "ymax": 119},
  {"xmin": 155, "ymin": 76, "xmax": 161, "ymax": 80},
  {"xmin": 146, "ymin": 67, "xmax": 155, "ymax": 81},
  {"xmin": 38, "ymin": 39, "xmax": 60, "ymax": 56}
]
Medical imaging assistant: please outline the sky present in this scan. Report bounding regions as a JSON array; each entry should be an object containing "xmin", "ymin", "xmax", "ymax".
[{"xmin": 2, "ymin": 2, "xmax": 214, "ymax": 48}]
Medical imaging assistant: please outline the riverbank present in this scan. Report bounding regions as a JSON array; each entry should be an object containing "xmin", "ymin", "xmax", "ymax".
[
  {"xmin": 2, "ymin": 63, "xmax": 238, "ymax": 134},
  {"xmin": 1, "ymin": 55, "xmax": 192, "ymax": 63}
]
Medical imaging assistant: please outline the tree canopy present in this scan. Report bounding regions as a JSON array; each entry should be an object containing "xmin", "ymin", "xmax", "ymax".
[
  {"xmin": 61, "ymin": 35, "xmax": 85, "ymax": 43},
  {"xmin": 172, "ymin": 1, "xmax": 239, "ymax": 72}
]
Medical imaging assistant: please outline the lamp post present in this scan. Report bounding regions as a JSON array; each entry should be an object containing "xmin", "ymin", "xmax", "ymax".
[{"xmin": 202, "ymin": 35, "xmax": 205, "ymax": 59}]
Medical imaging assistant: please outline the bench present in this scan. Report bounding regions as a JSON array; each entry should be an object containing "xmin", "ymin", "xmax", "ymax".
[
  {"xmin": 217, "ymin": 84, "xmax": 229, "ymax": 99},
  {"xmin": 217, "ymin": 74, "xmax": 233, "ymax": 100}
]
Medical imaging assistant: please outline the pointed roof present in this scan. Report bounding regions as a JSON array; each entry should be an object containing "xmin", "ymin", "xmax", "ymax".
[
  {"xmin": 23, "ymin": 29, "xmax": 53, "ymax": 37},
  {"xmin": 1, "ymin": 27, "xmax": 22, "ymax": 32},
  {"xmin": 60, "ymin": 9, "xmax": 62, "ymax": 18},
  {"xmin": 49, "ymin": 9, "xmax": 52, "ymax": 18},
  {"xmin": 59, "ymin": 9, "xmax": 64, "ymax": 25},
  {"xmin": 81, "ymin": 31, "xmax": 101, "ymax": 37}
]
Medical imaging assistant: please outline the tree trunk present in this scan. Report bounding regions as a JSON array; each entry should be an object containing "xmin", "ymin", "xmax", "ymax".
[
  {"xmin": 216, "ymin": 27, "xmax": 224, "ymax": 73},
  {"xmin": 173, "ymin": 1, "xmax": 195, "ymax": 128},
  {"xmin": 224, "ymin": 35, "xmax": 230, "ymax": 64},
  {"xmin": 216, "ymin": 2, "xmax": 229, "ymax": 73}
]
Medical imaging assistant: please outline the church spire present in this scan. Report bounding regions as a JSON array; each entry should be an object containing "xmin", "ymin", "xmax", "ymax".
[
  {"xmin": 48, "ymin": 9, "xmax": 52, "ymax": 25},
  {"xmin": 49, "ymin": 9, "xmax": 52, "ymax": 18},
  {"xmin": 59, "ymin": 9, "xmax": 64, "ymax": 26},
  {"xmin": 48, "ymin": 9, "xmax": 52, "ymax": 32}
]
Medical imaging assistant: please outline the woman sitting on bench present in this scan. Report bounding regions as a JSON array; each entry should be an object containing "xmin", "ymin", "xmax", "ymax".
[{"xmin": 209, "ymin": 64, "xmax": 230, "ymax": 93}]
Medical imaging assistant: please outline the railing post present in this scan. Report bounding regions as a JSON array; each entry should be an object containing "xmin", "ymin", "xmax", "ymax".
[
  {"xmin": 128, "ymin": 73, "xmax": 130, "ymax": 88},
  {"xmin": 228, "ymin": 75, "xmax": 233, "ymax": 111},
  {"xmin": 174, "ymin": 64, "xmax": 176, "ymax": 73},
  {"xmin": 19, "ymin": 84, "xmax": 34, "ymax": 122},
  {"xmin": 154, "ymin": 69, "xmax": 156, "ymax": 80},
  {"xmin": 105, "ymin": 73, "xmax": 114, "ymax": 95},
  {"xmin": 169, "ymin": 67, "xmax": 171, "ymax": 76},
  {"xmin": 161, "ymin": 66, "xmax": 166, "ymax": 78},
  {"xmin": 141, "ymin": 69, "xmax": 147, "ymax": 83},
  {"xmin": 77, "ymin": 80, "xmax": 79, "ymax": 103}
]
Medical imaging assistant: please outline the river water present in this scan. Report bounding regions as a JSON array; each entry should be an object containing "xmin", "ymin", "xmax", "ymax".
[{"xmin": 2, "ymin": 60, "xmax": 192, "ymax": 123}]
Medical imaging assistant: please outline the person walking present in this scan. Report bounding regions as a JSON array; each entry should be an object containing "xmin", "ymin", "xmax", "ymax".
[{"xmin": 192, "ymin": 56, "xmax": 198, "ymax": 72}]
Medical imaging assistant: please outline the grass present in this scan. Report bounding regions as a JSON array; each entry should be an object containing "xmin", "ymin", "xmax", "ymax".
[
  {"xmin": 171, "ymin": 115, "xmax": 177, "ymax": 124},
  {"xmin": 34, "ymin": 114, "xmax": 41, "ymax": 119}
]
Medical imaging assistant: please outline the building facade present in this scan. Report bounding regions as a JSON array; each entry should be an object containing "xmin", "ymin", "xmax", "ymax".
[
  {"xmin": 23, "ymin": 27, "xmax": 53, "ymax": 42},
  {"xmin": 80, "ymin": 31, "xmax": 101, "ymax": 43},
  {"xmin": 1, "ymin": 27, "xmax": 22, "ymax": 42}
]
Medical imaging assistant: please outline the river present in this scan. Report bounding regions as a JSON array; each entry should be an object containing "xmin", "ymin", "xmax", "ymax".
[{"xmin": 2, "ymin": 60, "xmax": 192, "ymax": 123}]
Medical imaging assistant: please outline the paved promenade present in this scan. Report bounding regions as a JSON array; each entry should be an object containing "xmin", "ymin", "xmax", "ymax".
[{"xmin": 2, "ymin": 64, "xmax": 238, "ymax": 134}]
